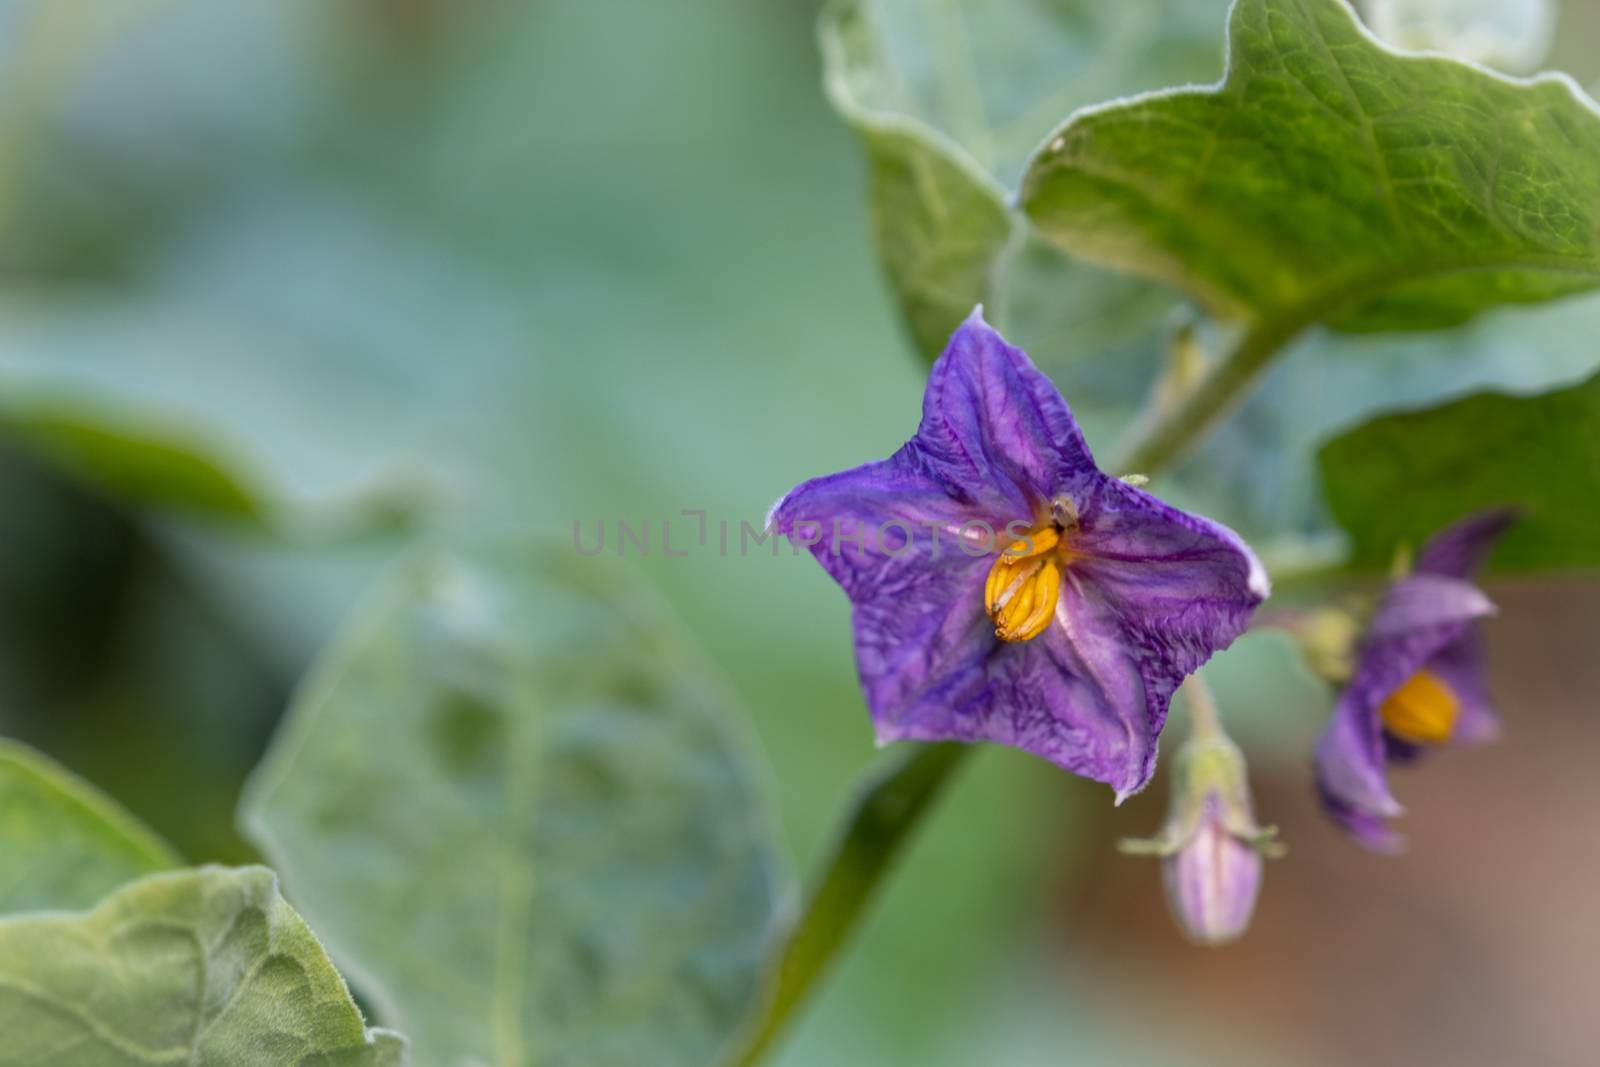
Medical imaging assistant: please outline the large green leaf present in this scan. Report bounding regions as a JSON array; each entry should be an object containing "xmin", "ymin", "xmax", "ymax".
[
  {"xmin": 820, "ymin": 0, "xmax": 1229, "ymax": 360},
  {"xmin": 1319, "ymin": 368, "xmax": 1600, "ymax": 570},
  {"xmin": 241, "ymin": 547, "xmax": 781, "ymax": 1067},
  {"xmin": 0, "ymin": 866, "xmax": 406, "ymax": 1066},
  {"xmin": 0, "ymin": 739, "xmax": 181, "ymax": 916},
  {"xmin": 1021, "ymin": 0, "xmax": 1600, "ymax": 340}
]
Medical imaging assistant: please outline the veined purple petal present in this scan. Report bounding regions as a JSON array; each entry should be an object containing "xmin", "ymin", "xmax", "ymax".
[
  {"xmin": 914, "ymin": 309, "xmax": 1102, "ymax": 518},
  {"xmin": 1064, "ymin": 482, "xmax": 1267, "ymax": 794},
  {"xmin": 1314, "ymin": 572, "xmax": 1495, "ymax": 850},
  {"xmin": 769, "ymin": 452, "xmax": 998, "ymax": 736},
  {"xmin": 770, "ymin": 453, "xmax": 993, "ymax": 603},
  {"xmin": 1415, "ymin": 507, "xmax": 1518, "ymax": 579},
  {"xmin": 864, "ymin": 571, "xmax": 1150, "ymax": 794}
]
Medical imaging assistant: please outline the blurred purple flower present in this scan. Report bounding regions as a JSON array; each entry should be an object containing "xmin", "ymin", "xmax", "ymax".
[
  {"xmin": 768, "ymin": 309, "xmax": 1267, "ymax": 800},
  {"xmin": 1314, "ymin": 509, "xmax": 1518, "ymax": 851}
]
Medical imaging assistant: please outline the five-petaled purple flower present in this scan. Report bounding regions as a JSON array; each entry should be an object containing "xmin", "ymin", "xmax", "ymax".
[
  {"xmin": 1314, "ymin": 509, "xmax": 1517, "ymax": 851},
  {"xmin": 769, "ymin": 310, "xmax": 1268, "ymax": 799}
]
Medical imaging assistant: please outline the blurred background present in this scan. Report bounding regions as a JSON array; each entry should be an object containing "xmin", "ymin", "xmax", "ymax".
[{"xmin": 0, "ymin": 2, "xmax": 1595, "ymax": 1065}]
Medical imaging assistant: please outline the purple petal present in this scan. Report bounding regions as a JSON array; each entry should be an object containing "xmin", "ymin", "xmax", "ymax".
[
  {"xmin": 1367, "ymin": 573, "xmax": 1495, "ymax": 639},
  {"xmin": 869, "ymin": 530, "xmax": 1259, "ymax": 801},
  {"xmin": 1415, "ymin": 507, "xmax": 1518, "ymax": 579},
  {"xmin": 869, "ymin": 574, "xmax": 1150, "ymax": 797},
  {"xmin": 1316, "ymin": 685, "xmax": 1406, "ymax": 825},
  {"xmin": 1425, "ymin": 628, "xmax": 1500, "ymax": 747},
  {"xmin": 1065, "ymin": 481, "xmax": 1268, "ymax": 794},
  {"xmin": 1315, "ymin": 775, "xmax": 1406, "ymax": 853},
  {"xmin": 912, "ymin": 309, "xmax": 1101, "ymax": 518},
  {"xmin": 1314, "ymin": 573, "xmax": 1494, "ymax": 850},
  {"xmin": 770, "ymin": 452, "xmax": 999, "ymax": 726},
  {"xmin": 770, "ymin": 453, "xmax": 992, "ymax": 603}
]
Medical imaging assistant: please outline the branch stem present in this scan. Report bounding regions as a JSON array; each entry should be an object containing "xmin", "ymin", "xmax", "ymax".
[{"xmin": 1110, "ymin": 316, "xmax": 1308, "ymax": 475}]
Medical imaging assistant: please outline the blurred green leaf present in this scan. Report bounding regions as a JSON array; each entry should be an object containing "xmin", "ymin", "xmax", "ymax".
[
  {"xmin": 0, "ymin": 298, "xmax": 432, "ymax": 539},
  {"xmin": 0, "ymin": 397, "xmax": 264, "ymax": 521},
  {"xmin": 821, "ymin": 12, "xmax": 1012, "ymax": 361},
  {"xmin": 820, "ymin": 0, "xmax": 1228, "ymax": 360},
  {"xmin": 0, "ymin": 737, "xmax": 181, "ymax": 915},
  {"xmin": 0, "ymin": 865, "xmax": 406, "ymax": 1066},
  {"xmin": 1021, "ymin": 0, "xmax": 1600, "ymax": 337},
  {"xmin": 241, "ymin": 546, "xmax": 781, "ymax": 1067},
  {"xmin": 1362, "ymin": 0, "xmax": 1555, "ymax": 74},
  {"xmin": 1319, "ymin": 368, "xmax": 1600, "ymax": 570}
]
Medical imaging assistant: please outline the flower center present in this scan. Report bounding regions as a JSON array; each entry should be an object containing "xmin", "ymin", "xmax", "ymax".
[
  {"xmin": 1379, "ymin": 669, "xmax": 1459, "ymax": 744},
  {"xmin": 984, "ymin": 523, "xmax": 1067, "ymax": 643}
]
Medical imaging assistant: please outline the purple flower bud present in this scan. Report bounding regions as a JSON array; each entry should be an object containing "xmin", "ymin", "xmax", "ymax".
[
  {"xmin": 1161, "ymin": 792, "xmax": 1265, "ymax": 946},
  {"xmin": 1121, "ymin": 682, "xmax": 1280, "ymax": 945}
]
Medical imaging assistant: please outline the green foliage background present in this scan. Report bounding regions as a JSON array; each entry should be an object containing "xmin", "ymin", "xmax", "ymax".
[{"xmin": 0, "ymin": 1, "xmax": 1597, "ymax": 1065}]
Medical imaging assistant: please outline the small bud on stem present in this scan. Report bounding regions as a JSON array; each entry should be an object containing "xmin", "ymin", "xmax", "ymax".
[{"xmin": 1119, "ymin": 674, "xmax": 1282, "ymax": 945}]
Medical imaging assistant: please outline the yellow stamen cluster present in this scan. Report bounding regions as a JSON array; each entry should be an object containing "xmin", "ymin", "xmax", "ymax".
[
  {"xmin": 1379, "ymin": 669, "xmax": 1459, "ymax": 744},
  {"xmin": 984, "ymin": 526, "xmax": 1064, "ymax": 643}
]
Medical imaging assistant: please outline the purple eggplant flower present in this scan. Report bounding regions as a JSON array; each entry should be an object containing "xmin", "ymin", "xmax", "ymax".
[
  {"xmin": 768, "ymin": 309, "xmax": 1268, "ymax": 799},
  {"xmin": 1314, "ymin": 509, "xmax": 1517, "ymax": 851}
]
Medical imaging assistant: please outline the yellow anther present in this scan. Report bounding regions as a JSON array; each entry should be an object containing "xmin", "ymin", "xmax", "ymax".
[
  {"xmin": 985, "ymin": 523, "xmax": 1067, "ymax": 643},
  {"xmin": 994, "ymin": 559, "xmax": 1059, "ymax": 641},
  {"xmin": 999, "ymin": 524, "xmax": 1059, "ymax": 559},
  {"xmin": 1379, "ymin": 669, "xmax": 1459, "ymax": 744}
]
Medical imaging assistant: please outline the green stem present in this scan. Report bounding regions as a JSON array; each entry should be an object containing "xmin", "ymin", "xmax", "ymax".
[
  {"xmin": 722, "ymin": 743, "xmax": 970, "ymax": 1067},
  {"xmin": 1109, "ymin": 316, "xmax": 1308, "ymax": 476},
  {"xmin": 726, "ymin": 310, "xmax": 1309, "ymax": 1067},
  {"xmin": 1180, "ymin": 672, "xmax": 1223, "ymax": 741}
]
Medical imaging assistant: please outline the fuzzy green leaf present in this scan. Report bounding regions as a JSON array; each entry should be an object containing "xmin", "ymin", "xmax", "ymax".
[
  {"xmin": 1021, "ymin": 0, "xmax": 1600, "ymax": 339},
  {"xmin": 1319, "ymin": 368, "xmax": 1600, "ymax": 570},
  {"xmin": 0, "ymin": 739, "xmax": 182, "ymax": 916},
  {"xmin": 0, "ymin": 866, "xmax": 406, "ymax": 1066},
  {"xmin": 241, "ymin": 547, "xmax": 781, "ymax": 1067},
  {"xmin": 820, "ymin": 0, "xmax": 1229, "ymax": 360}
]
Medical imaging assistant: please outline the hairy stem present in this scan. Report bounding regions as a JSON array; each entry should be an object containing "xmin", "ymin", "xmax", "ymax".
[
  {"xmin": 1180, "ymin": 672, "xmax": 1223, "ymax": 741},
  {"xmin": 722, "ymin": 743, "xmax": 970, "ymax": 1067},
  {"xmin": 1110, "ymin": 316, "xmax": 1308, "ymax": 476}
]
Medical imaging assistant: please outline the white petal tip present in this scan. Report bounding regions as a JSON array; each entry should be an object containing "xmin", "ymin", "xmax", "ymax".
[
  {"xmin": 1246, "ymin": 553, "xmax": 1272, "ymax": 601},
  {"xmin": 763, "ymin": 493, "xmax": 788, "ymax": 533}
]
